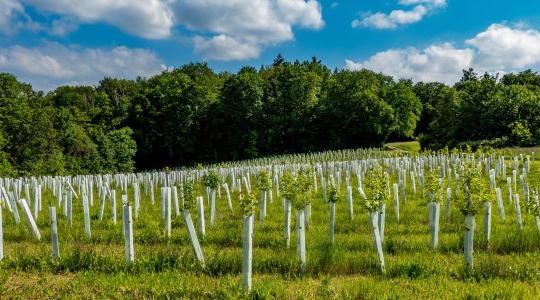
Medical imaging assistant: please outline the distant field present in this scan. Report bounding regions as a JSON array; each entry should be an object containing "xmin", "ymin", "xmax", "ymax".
[
  {"xmin": 384, "ymin": 141, "xmax": 421, "ymax": 153},
  {"xmin": 385, "ymin": 142, "xmax": 540, "ymax": 157},
  {"xmin": 500, "ymin": 146, "xmax": 540, "ymax": 157}
]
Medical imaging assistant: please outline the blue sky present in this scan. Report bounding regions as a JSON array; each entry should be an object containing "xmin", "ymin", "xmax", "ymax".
[{"xmin": 1, "ymin": 0, "xmax": 540, "ymax": 91}]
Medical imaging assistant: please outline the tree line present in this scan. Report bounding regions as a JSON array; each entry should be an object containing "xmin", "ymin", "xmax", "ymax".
[
  {"xmin": 417, "ymin": 69, "xmax": 540, "ymax": 150},
  {"xmin": 1, "ymin": 56, "xmax": 540, "ymax": 176}
]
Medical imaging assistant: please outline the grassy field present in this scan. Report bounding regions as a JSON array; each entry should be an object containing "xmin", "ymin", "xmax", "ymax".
[
  {"xmin": 385, "ymin": 141, "xmax": 421, "ymax": 153},
  {"xmin": 1, "ymin": 153, "xmax": 540, "ymax": 299},
  {"xmin": 385, "ymin": 141, "xmax": 540, "ymax": 157}
]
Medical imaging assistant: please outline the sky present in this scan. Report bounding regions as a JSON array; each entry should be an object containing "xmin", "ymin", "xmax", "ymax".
[{"xmin": 1, "ymin": 0, "xmax": 540, "ymax": 91}]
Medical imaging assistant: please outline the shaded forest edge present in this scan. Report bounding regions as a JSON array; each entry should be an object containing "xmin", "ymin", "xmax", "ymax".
[{"xmin": 2, "ymin": 55, "xmax": 540, "ymax": 176}]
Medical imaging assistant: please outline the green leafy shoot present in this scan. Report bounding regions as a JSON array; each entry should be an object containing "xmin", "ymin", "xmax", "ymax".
[
  {"xmin": 327, "ymin": 184, "xmax": 340, "ymax": 203},
  {"xmin": 279, "ymin": 169, "xmax": 313, "ymax": 209},
  {"xmin": 257, "ymin": 169, "xmax": 271, "ymax": 191},
  {"xmin": 202, "ymin": 169, "xmax": 220, "ymax": 190},
  {"xmin": 182, "ymin": 180, "xmax": 195, "ymax": 211},
  {"xmin": 239, "ymin": 191, "xmax": 258, "ymax": 216},
  {"xmin": 425, "ymin": 170, "xmax": 444, "ymax": 204},
  {"xmin": 526, "ymin": 187, "xmax": 540, "ymax": 217},
  {"xmin": 458, "ymin": 166, "xmax": 484, "ymax": 216},
  {"xmin": 280, "ymin": 171, "xmax": 296, "ymax": 201},
  {"xmin": 363, "ymin": 166, "xmax": 389, "ymax": 212}
]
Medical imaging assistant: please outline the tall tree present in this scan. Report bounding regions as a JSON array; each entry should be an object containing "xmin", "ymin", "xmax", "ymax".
[
  {"xmin": 211, "ymin": 67, "xmax": 264, "ymax": 161},
  {"xmin": 321, "ymin": 70, "xmax": 395, "ymax": 148}
]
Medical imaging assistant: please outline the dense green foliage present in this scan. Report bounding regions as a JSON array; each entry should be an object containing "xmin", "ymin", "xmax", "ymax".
[
  {"xmin": 418, "ymin": 69, "xmax": 540, "ymax": 150},
  {"xmin": 0, "ymin": 74, "xmax": 137, "ymax": 176},
  {"xmin": 363, "ymin": 167, "xmax": 390, "ymax": 212},
  {"xmin": 4, "ymin": 56, "xmax": 540, "ymax": 175},
  {"xmin": 457, "ymin": 166, "xmax": 485, "ymax": 216},
  {"xmin": 424, "ymin": 170, "xmax": 444, "ymax": 204},
  {"xmin": 0, "ymin": 57, "xmax": 421, "ymax": 175}
]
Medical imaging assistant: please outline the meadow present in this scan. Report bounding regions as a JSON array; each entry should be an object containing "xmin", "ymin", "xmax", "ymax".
[{"xmin": 0, "ymin": 147, "xmax": 539, "ymax": 299}]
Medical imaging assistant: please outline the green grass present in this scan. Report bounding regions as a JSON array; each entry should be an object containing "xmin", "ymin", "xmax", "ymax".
[
  {"xmin": 499, "ymin": 146, "xmax": 540, "ymax": 157},
  {"xmin": 385, "ymin": 141, "xmax": 421, "ymax": 153},
  {"xmin": 0, "ymin": 155, "xmax": 539, "ymax": 298}
]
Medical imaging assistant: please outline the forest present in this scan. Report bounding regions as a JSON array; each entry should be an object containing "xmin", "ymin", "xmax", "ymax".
[{"xmin": 2, "ymin": 55, "xmax": 540, "ymax": 176}]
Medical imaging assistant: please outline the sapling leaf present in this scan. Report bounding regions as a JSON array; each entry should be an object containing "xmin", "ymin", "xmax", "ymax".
[
  {"xmin": 182, "ymin": 180, "xmax": 195, "ymax": 211},
  {"xmin": 527, "ymin": 188, "xmax": 540, "ymax": 216},
  {"xmin": 202, "ymin": 170, "xmax": 220, "ymax": 190},
  {"xmin": 424, "ymin": 169, "xmax": 445, "ymax": 205},
  {"xmin": 257, "ymin": 169, "xmax": 271, "ymax": 191},
  {"xmin": 327, "ymin": 185, "xmax": 340, "ymax": 203},
  {"xmin": 457, "ymin": 166, "xmax": 485, "ymax": 216},
  {"xmin": 363, "ymin": 166, "xmax": 389, "ymax": 212},
  {"xmin": 239, "ymin": 191, "xmax": 258, "ymax": 216}
]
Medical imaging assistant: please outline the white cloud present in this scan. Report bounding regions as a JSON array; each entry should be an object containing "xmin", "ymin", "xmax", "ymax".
[
  {"xmin": 193, "ymin": 35, "xmax": 260, "ymax": 61},
  {"xmin": 354, "ymin": 0, "xmax": 445, "ymax": 29},
  {"xmin": 346, "ymin": 24, "xmax": 540, "ymax": 84},
  {"xmin": 49, "ymin": 17, "xmax": 79, "ymax": 37},
  {"xmin": 346, "ymin": 43, "xmax": 473, "ymax": 84},
  {"xmin": 0, "ymin": 42, "xmax": 164, "ymax": 91},
  {"xmin": 0, "ymin": 0, "xmax": 23, "ymax": 30},
  {"xmin": 5, "ymin": 0, "xmax": 324, "ymax": 61},
  {"xmin": 276, "ymin": 0, "xmax": 324, "ymax": 29},
  {"xmin": 22, "ymin": 0, "xmax": 174, "ymax": 39},
  {"xmin": 466, "ymin": 24, "xmax": 540, "ymax": 70},
  {"xmin": 172, "ymin": 0, "xmax": 324, "ymax": 60},
  {"xmin": 353, "ymin": 5, "xmax": 428, "ymax": 29},
  {"xmin": 0, "ymin": 0, "xmax": 42, "ymax": 34}
]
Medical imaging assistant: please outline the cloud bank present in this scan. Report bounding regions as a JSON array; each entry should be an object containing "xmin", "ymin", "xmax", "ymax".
[{"xmin": 346, "ymin": 24, "xmax": 540, "ymax": 84}]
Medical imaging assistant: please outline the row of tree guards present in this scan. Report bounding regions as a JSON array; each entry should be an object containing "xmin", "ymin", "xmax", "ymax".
[{"xmin": 0, "ymin": 148, "xmax": 539, "ymax": 292}]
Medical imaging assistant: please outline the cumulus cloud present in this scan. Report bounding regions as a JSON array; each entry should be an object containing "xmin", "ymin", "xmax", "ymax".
[
  {"xmin": 0, "ymin": 42, "xmax": 164, "ymax": 91},
  {"xmin": 0, "ymin": 0, "xmax": 327, "ymax": 91},
  {"xmin": 193, "ymin": 35, "xmax": 261, "ymax": 61},
  {"xmin": 345, "ymin": 24, "xmax": 540, "ymax": 85},
  {"xmin": 276, "ymin": 0, "xmax": 324, "ymax": 29},
  {"xmin": 172, "ymin": 0, "xmax": 324, "ymax": 60},
  {"xmin": 5, "ymin": 0, "xmax": 324, "ymax": 60},
  {"xmin": 465, "ymin": 24, "xmax": 540, "ymax": 70},
  {"xmin": 21, "ymin": 0, "xmax": 174, "ymax": 39},
  {"xmin": 353, "ymin": 5, "xmax": 428, "ymax": 29},
  {"xmin": 346, "ymin": 43, "xmax": 473, "ymax": 84},
  {"xmin": 353, "ymin": 0, "xmax": 445, "ymax": 29}
]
